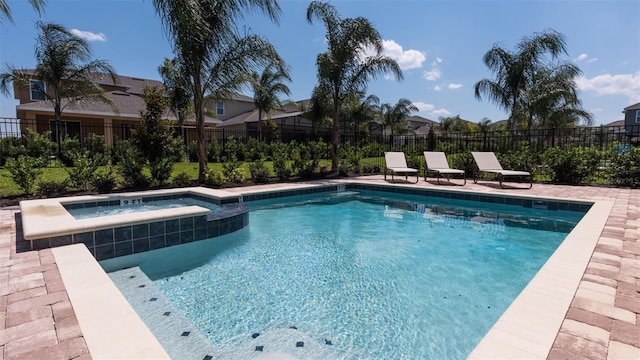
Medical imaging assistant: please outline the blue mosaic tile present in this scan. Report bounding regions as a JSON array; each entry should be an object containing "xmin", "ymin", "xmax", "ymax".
[
  {"xmin": 94, "ymin": 229, "xmax": 114, "ymax": 246},
  {"xmin": 132, "ymin": 224, "xmax": 149, "ymax": 239},
  {"xmin": 114, "ymin": 226, "xmax": 132, "ymax": 242},
  {"xmin": 50, "ymin": 234, "xmax": 72, "ymax": 247},
  {"xmin": 73, "ymin": 232, "xmax": 95, "ymax": 248},
  {"xmin": 94, "ymin": 244, "xmax": 115, "ymax": 260},
  {"xmin": 180, "ymin": 230, "xmax": 194, "ymax": 243},
  {"xmin": 115, "ymin": 241, "xmax": 133, "ymax": 257},
  {"xmin": 166, "ymin": 233, "xmax": 181, "ymax": 247},
  {"xmin": 165, "ymin": 219, "xmax": 180, "ymax": 233},
  {"xmin": 133, "ymin": 238, "xmax": 150, "ymax": 253},
  {"xmin": 180, "ymin": 217, "xmax": 194, "ymax": 231},
  {"xmin": 149, "ymin": 235, "xmax": 165, "ymax": 250},
  {"xmin": 149, "ymin": 221, "xmax": 164, "ymax": 236}
]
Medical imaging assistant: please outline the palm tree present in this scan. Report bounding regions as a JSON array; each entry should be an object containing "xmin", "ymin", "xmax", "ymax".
[
  {"xmin": 523, "ymin": 64, "xmax": 592, "ymax": 130},
  {"xmin": 251, "ymin": 63, "xmax": 291, "ymax": 140},
  {"xmin": 152, "ymin": 0, "xmax": 282, "ymax": 182},
  {"xmin": 1, "ymin": 0, "xmax": 45, "ymax": 24},
  {"xmin": 380, "ymin": 98, "xmax": 418, "ymax": 139},
  {"xmin": 307, "ymin": 0, "xmax": 403, "ymax": 173},
  {"xmin": 158, "ymin": 57, "xmax": 193, "ymax": 128},
  {"xmin": 474, "ymin": 29, "xmax": 571, "ymax": 141},
  {"xmin": 307, "ymin": 85, "xmax": 333, "ymax": 137},
  {"xmin": 0, "ymin": 21, "xmax": 117, "ymax": 157}
]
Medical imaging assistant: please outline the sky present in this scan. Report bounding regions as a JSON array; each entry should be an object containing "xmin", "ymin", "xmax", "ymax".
[{"xmin": 0, "ymin": 0, "xmax": 638, "ymax": 126}]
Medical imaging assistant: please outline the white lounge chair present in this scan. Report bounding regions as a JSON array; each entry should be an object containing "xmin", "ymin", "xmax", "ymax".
[
  {"xmin": 423, "ymin": 151, "xmax": 466, "ymax": 185},
  {"xmin": 384, "ymin": 152, "xmax": 418, "ymax": 183},
  {"xmin": 471, "ymin": 152, "xmax": 532, "ymax": 189}
]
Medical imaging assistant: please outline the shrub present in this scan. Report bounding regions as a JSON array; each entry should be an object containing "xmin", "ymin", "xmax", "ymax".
[
  {"xmin": 84, "ymin": 133, "xmax": 109, "ymax": 165},
  {"xmin": 116, "ymin": 145, "xmax": 149, "ymax": 189},
  {"xmin": 5, "ymin": 155, "xmax": 44, "ymax": 195},
  {"xmin": 339, "ymin": 144, "xmax": 362, "ymax": 175},
  {"xmin": 272, "ymin": 147, "xmax": 291, "ymax": 180},
  {"xmin": 91, "ymin": 167, "xmax": 117, "ymax": 193},
  {"xmin": 60, "ymin": 135, "xmax": 81, "ymax": 167},
  {"xmin": 609, "ymin": 147, "xmax": 640, "ymax": 187},
  {"xmin": 111, "ymin": 139, "xmax": 134, "ymax": 166},
  {"xmin": 249, "ymin": 158, "xmax": 270, "ymax": 184},
  {"xmin": 222, "ymin": 155, "xmax": 243, "ymax": 180},
  {"xmin": 207, "ymin": 141, "xmax": 223, "ymax": 163},
  {"xmin": 172, "ymin": 172, "xmax": 193, "ymax": 187},
  {"xmin": 149, "ymin": 158, "xmax": 174, "ymax": 186},
  {"xmin": 66, "ymin": 151, "xmax": 104, "ymax": 191},
  {"xmin": 36, "ymin": 179, "xmax": 69, "ymax": 197},
  {"xmin": 204, "ymin": 168, "xmax": 226, "ymax": 187},
  {"xmin": 227, "ymin": 168, "xmax": 246, "ymax": 184},
  {"xmin": 187, "ymin": 141, "xmax": 199, "ymax": 162},
  {"xmin": 23, "ymin": 129, "xmax": 55, "ymax": 163},
  {"xmin": 498, "ymin": 148, "xmax": 537, "ymax": 175},
  {"xmin": 448, "ymin": 152, "xmax": 475, "ymax": 176},
  {"xmin": 0, "ymin": 136, "xmax": 26, "ymax": 166},
  {"xmin": 223, "ymin": 136, "xmax": 246, "ymax": 161},
  {"xmin": 541, "ymin": 146, "xmax": 598, "ymax": 184}
]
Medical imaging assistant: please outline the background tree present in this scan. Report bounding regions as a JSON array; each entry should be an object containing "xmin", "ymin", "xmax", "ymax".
[
  {"xmin": 307, "ymin": 85, "xmax": 333, "ymax": 137},
  {"xmin": 152, "ymin": 0, "xmax": 283, "ymax": 182},
  {"xmin": 307, "ymin": 0, "xmax": 402, "ymax": 173},
  {"xmin": 132, "ymin": 86, "xmax": 181, "ymax": 185},
  {"xmin": 523, "ymin": 64, "xmax": 592, "ymax": 130},
  {"xmin": 474, "ymin": 29, "xmax": 571, "ymax": 141},
  {"xmin": 0, "ymin": 0, "xmax": 45, "ymax": 24},
  {"xmin": 158, "ymin": 57, "xmax": 193, "ymax": 141},
  {"xmin": 251, "ymin": 63, "xmax": 291, "ymax": 140},
  {"xmin": 0, "ymin": 21, "xmax": 117, "ymax": 158},
  {"xmin": 343, "ymin": 92, "xmax": 380, "ymax": 140},
  {"xmin": 380, "ymin": 98, "xmax": 418, "ymax": 139}
]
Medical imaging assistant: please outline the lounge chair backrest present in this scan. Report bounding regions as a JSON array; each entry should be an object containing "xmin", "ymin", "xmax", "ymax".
[
  {"xmin": 424, "ymin": 152, "xmax": 450, "ymax": 169},
  {"xmin": 472, "ymin": 152, "xmax": 504, "ymax": 171},
  {"xmin": 385, "ymin": 152, "xmax": 408, "ymax": 168}
]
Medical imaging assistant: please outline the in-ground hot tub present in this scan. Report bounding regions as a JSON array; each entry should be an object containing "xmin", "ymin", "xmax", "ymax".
[{"xmin": 19, "ymin": 187, "xmax": 249, "ymax": 260}]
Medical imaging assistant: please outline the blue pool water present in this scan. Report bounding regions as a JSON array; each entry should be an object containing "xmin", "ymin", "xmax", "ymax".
[
  {"xmin": 118, "ymin": 191, "xmax": 583, "ymax": 359},
  {"xmin": 66, "ymin": 197, "xmax": 222, "ymax": 219}
]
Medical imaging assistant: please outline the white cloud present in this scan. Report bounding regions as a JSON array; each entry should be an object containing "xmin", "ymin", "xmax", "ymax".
[
  {"xmin": 422, "ymin": 57, "xmax": 443, "ymax": 81},
  {"xmin": 70, "ymin": 29, "xmax": 107, "ymax": 42},
  {"xmin": 412, "ymin": 102, "xmax": 435, "ymax": 111},
  {"xmin": 432, "ymin": 108, "xmax": 451, "ymax": 116},
  {"xmin": 360, "ymin": 39, "xmax": 426, "ymax": 70},
  {"xmin": 433, "ymin": 85, "xmax": 442, "ymax": 91},
  {"xmin": 574, "ymin": 53, "xmax": 597, "ymax": 64},
  {"xmin": 448, "ymin": 83, "xmax": 463, "ymax": 89},
  {"xmin": 423, "ymin": 68, "xmax": 441, "ymax": 81},
  {"xmin": 576, "ymin": 71, "xmax": 640, "ymax": 100},
  {"xmin": 412, "ymin": 102, "xmax": 450, "ymax": 116}
]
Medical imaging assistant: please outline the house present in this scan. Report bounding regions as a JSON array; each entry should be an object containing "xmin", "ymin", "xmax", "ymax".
[
  {"xmin": 623, "ymin": 102, "xmax": 640, "ymax": 138},
  {"xmin": 11, "ymin": 71, "xmax": 226, "ymax": 146}
]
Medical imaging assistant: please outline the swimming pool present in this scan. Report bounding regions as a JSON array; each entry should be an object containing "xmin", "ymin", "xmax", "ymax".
[{"xmin": 105, "ymin": 188, "xmax": 586, "ymax": 359}]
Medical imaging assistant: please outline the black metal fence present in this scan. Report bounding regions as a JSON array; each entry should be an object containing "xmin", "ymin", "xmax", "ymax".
[{"xmin": 1, "ymin": 117, "xmax": 637, "ymax": 168}]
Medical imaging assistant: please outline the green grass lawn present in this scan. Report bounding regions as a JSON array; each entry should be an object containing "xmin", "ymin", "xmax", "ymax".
[{"xmin": 0, "ymin": 159, "xmax": 342, "ymax": 198}]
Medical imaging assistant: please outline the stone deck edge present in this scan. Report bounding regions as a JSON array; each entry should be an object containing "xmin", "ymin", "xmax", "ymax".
[{"xmin": 52, "ymin": 244, "xmax": 170, "ymax": 359}]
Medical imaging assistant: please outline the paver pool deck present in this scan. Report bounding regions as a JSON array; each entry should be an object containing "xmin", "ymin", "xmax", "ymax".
[{"xmin": 1, "ymin": 176, "xmax": 639, "ymax": 359}]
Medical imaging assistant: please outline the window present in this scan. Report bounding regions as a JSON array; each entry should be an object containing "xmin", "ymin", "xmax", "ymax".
[
  {"xmin": 49, "ymin": 120, "xmax": 81, "ymax": 142},
  {"xmin": 30, "ymin": 80, "xmax": 46, "ymax": 101},
  {"xmin": 216, "ymin": 101, "xmax": 224, "ymax": 116},
  {"xmin": 636, "ymin": 110, "xmax": 640, "ymax": 123}
]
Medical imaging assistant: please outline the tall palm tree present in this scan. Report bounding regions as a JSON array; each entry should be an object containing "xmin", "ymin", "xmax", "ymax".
[
  {"xmin": 251, "ymin": 63, "xmax": 291, "ymax": 140},
  {"xmin": 380, "ymin": 98, "xmax": 418, "ymax": 138},
  {"xmin": 474, "ymin": 29, "xmax": 570, "ymax": 141},
  {"xmin": 307, "ymin": 0, "xmax": 402, "ymax": 173},
  {"xmin": 152, "ymin": 0, "xmax": 282, "ymax": 182},
  {"xmin": 307, "ymin": 84, "xmax": 333, "ymax": 137},
  {"xmin": 524, "ymin": 64, "xmax": 592, "ymax": 130},
  {"xmin": 0, "ymin": 21, "xmax": 117, "ymax": 157},
  {"xmin": 0, "ymin": 0, "xmax": 45, "ymax": 24},
  {"xmin": 158, "ymin": 57, "xmax": 193, "ymax": 128}
]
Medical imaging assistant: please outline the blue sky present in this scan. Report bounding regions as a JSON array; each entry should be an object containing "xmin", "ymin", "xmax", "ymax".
[{"xmin": 1, "ymin": 0, "xmax": 638, "ymax": 125}]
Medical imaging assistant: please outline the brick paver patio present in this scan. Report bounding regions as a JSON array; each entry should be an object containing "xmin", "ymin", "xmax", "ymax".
[{"xmin": 1, "ymin": 178, "xmax": 638, "ymax": 359}]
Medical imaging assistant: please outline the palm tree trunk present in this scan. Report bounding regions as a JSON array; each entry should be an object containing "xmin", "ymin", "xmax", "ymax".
[
  {"xmin": 331, "ymin": 111, "xmax": 340, "ymax": 173},
  {"xmin": 193, "ymin": 72, "xmax": 207, "ymax": 182}
]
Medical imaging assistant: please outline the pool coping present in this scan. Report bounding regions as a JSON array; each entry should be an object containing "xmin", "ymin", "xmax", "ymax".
[
  {"xmin": 20, "ymin": 187, "xmax": 239, "ymax": 241},
  {"xmin": 43, "ymin": 180, "xmax": 614, "ymax": 359}
]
